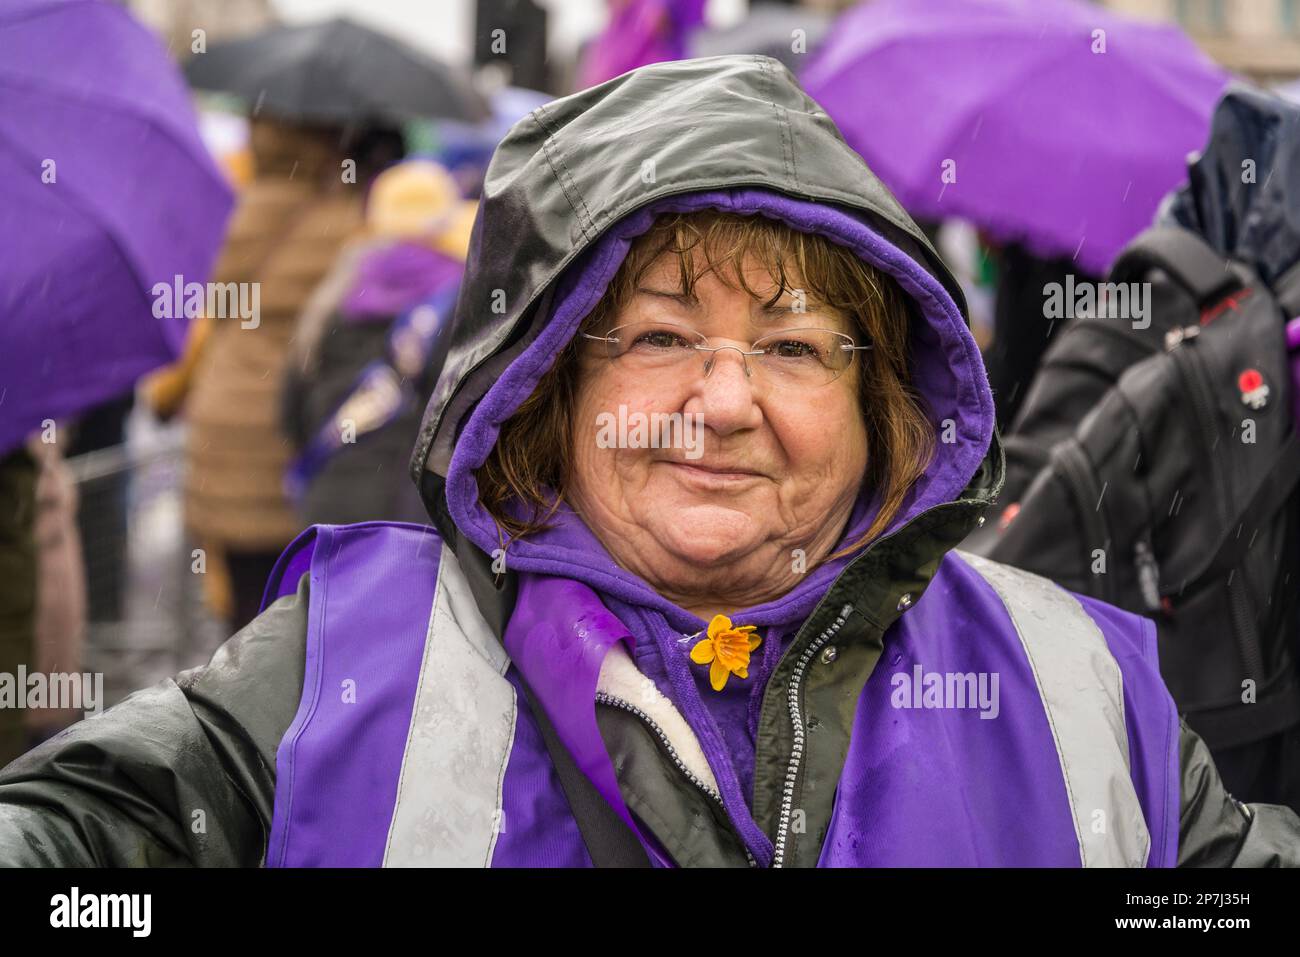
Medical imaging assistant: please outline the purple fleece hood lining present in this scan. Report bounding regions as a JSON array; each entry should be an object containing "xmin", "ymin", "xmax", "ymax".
[{"xmin": 444, "ymin": 187, "xmax": 994, "ymax": 630}]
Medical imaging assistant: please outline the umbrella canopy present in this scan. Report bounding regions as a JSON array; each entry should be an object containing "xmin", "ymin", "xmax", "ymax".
[
  {"xmin": 802, "ymin": 0, "xmax": 1230, "ymax": 275},
  {"xmin": 688, "ymin": 2, "xmax": 829, "ymax": 70},
  {"xmin": 578, "ymin": 0, "xmax": 707, "ymax": 88},
  {"xmin": 184, "ymin": 17, "xmax": 487, "ymax": 126},
  {"xmin": 0, "ymin": 0, "xmax": 234, "ymax": 455}
]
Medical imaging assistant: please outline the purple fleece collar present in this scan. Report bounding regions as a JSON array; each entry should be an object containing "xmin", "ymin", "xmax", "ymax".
[{"xmin": 444, "ymin": 187, "xmax": 994, "ymax": 628}]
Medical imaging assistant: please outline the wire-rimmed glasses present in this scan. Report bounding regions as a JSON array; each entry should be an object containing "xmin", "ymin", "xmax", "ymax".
[{"xmin": 581, "ymin": 322, "xmax": 871, "ymax": 387}]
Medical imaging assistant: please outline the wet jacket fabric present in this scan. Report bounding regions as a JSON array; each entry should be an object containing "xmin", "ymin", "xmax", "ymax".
[
  {"xmin": 1, "ymin": 57, "xmax": 1299, "ymax": 866},
  {"xmin": 257, "ymin": 522, "xmax": 1174, "ymax": 867}
]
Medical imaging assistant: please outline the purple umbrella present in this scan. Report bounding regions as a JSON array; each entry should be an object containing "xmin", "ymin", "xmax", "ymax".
[
  {"xmin": 578, "ymin": 0, "xmax": 708, "ymax": 88},
  {"xmin": 0, "ymin": 0, "xmax": 233, "ymax": 454},
  {"xmin": 802, "ymin": 0, "xmax": 1230, "ymax": 275}
]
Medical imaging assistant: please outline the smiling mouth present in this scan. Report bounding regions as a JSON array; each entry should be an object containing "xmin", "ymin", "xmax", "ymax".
[{"xmin": 662, "ymin": 461, "xmax": 766, "ymax": 484}]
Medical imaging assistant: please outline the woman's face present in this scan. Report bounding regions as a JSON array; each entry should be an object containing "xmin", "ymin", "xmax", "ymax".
[{"xmin": 568, "ymin": 252, "xmax": 869, "ymax": 617}]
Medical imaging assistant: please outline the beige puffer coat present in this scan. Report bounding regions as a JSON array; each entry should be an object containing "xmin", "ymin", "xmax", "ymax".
[{"xmin": 184, "ymin": 119, "xmax": 365, "ymax": 550}]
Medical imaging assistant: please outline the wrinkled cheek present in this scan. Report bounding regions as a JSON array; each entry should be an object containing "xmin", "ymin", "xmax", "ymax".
[
  {"xmin": 774, "ymin": 399, "xmax": 867, "ymax": 484},
  {"xmin": 571, "ymin": 372, "xmax": 613, "ymax": 475},
  {"xmin": 570, "ymin": 413, "xmax": 650, "ymax": 510},
  {"xmin": 767, "ymin": 432, "xmax": 866, "ymax": 536},
  {"xmin": 575, "ymin": 373, "xmax": 683, "ymax": 490},
  {"xmin": 569, "ymin": 420, "xmax": 614, "ymax": 503}
]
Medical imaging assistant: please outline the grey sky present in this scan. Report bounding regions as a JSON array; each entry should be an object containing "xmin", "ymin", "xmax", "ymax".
[{"xmin": 273, "ymin": 0, "xmax": 745, "ymax": 66}]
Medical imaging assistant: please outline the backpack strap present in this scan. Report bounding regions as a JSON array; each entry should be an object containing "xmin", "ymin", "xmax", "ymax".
[
  {"xmin": 1273, "ymin": 258, "xmax": 1300, "ymax": 318},
  {"xmin": 1196, "ymin": 434, "xmax": 1300, "ymax": 584},
  {"xmin": 1109, "ymin": 227, "xmax": 1242, "ymax": 306},
  {"xmin": 516, "ymin": 674, "xmax": 655, "ymax": 868}
]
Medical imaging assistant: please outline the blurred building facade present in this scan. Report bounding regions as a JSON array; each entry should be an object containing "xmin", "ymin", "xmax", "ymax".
[
  {"xmin": 1105, "ymin": 0, "xmax": 1300, "ymax": 81},
  {"xmin": 128, "ymin": 0, "xmax": 277, "ymax": 59}
]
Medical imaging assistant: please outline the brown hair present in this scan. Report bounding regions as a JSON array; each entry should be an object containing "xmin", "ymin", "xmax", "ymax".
[{"xmin": 474, "ymin": 210, "xmax": 935, "ymax": 561}]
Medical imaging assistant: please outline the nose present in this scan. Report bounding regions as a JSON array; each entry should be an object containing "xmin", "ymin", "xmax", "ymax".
[
  {"xmin": 687, "ymin": 346, "xmax": 763, "ymax": 436},
  {"xmin": 702, "ymin": 345, "xmax": 753, "ymax": 381}
]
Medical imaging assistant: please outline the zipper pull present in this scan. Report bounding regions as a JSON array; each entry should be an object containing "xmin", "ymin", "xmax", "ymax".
[
  {"xmin": 1133, "ymin": 538, "xmax": 1162, "ymax": 614},
  {"xmin": 1164, "ymin": 324, "xmax": 1200, "ymax": 351}
]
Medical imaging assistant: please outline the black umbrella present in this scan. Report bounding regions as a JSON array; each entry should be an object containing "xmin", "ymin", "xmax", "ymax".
[{"xmin": 184, "ymin": 17, "xmax": 487, "ymax": 125}]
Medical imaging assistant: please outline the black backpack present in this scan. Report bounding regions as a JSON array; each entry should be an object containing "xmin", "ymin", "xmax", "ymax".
[{"xmin": 965, "ymin": 226, "xmax": 1300, "ymax": 753}]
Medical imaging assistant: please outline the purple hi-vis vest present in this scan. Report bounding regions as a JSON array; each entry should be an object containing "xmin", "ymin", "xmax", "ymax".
[{"xmin": 261, "ymin": 523, "xmax": 1181, "ymax": 867}]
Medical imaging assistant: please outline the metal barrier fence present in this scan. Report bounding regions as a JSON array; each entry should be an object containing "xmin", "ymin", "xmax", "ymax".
[{"xmin": 65, "ymin": 423, "xmax": 226, "ymax": 708}]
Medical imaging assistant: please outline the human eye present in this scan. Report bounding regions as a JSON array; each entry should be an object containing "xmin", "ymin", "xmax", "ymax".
[
  {"xmin": 627, "ymin": 325, "xmax": 695, "ymax": 351},
  {"xmin": 762, "ymin": 334, "xmax": 824, "ymax": 361}
]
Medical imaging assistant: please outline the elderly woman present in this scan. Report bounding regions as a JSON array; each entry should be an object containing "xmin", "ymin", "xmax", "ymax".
[{"xmin": 0, "ymin": 57, "xmax": 1297, "ymax": 867}]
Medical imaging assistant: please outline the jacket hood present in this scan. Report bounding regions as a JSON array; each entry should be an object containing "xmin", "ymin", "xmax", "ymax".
[
  {"xmin": 410, "ymin": 55, "xmax": 999, "ymax": 610},
  {"xmin": 1161, "ymin": 84, "xmax": 1300, "ymax": 288}
]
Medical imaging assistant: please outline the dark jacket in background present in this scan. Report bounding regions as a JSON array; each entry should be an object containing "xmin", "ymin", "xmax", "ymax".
[
  {"xmin": 985, "ymin": 243, "xmax": 1098, "ymax": 432},
  {"xmin": 281, "ymin": 238, "xmax": 460, "ymax": 527}
]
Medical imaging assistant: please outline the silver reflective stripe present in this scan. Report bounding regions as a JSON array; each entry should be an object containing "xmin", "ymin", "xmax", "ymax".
[
  {"xmin": 954, "ymin": 551, "xmax": 1151, "ymax": 867},
  {"xmin": 382, "ymin": 543, "xmax": 517, "ymax": 867}
]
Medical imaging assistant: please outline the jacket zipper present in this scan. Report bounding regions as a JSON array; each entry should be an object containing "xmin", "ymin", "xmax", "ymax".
[
  {"xmin": 595, "ymin": 690, "xmax": 757, "ymax": 867},
  {"xmin": 1168, "ymin": 331, "xmax": 1267, "ymax": 683},
  {"xmin": 772, "ymin": 603, "xmax": 853, "ymax": 869},
  {"xmin": 1226, "ymin": 571, "xmax": 1264, "ymax": 684}
]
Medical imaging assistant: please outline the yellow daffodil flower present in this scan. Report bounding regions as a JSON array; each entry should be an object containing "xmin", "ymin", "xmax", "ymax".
[{"xmin": 690, "ymin": 615, "xmax": 761, "ymax": 691}]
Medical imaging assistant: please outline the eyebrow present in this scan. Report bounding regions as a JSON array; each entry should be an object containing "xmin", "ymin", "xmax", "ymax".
[
  {"xmin": 635, "ymin": 286, "xmax": 699, "ymax": 306},
  {"xmin": 754, "ymin": 299, "xmax": 838, "ymax": 326},
  {"xmin": 756, "ymin": 301, "xmax": 802, "ymax": 316},
  {"xmin": 635, "ymin": 286, "xmax": 842, "ymax": 327},
  {"xmin": 636, "ymin": 287, "xmax": 820, "ymax": 311}
]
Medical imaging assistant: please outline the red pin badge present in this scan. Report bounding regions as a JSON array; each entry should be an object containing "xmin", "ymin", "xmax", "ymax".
[{"xmin": 1238, "ymin": 368, "xmax": 1269, "ymax": 409}]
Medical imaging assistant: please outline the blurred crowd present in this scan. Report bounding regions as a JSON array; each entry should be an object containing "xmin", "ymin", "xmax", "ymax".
[{"xmin": 4, "ymin": 0, "xmax": 1300, "ymax": 814}]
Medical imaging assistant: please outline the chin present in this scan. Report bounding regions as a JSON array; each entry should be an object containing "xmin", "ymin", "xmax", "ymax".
[{"xmin": 649, "ymin": 506, "xmax": 765, "ymax": 567}]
